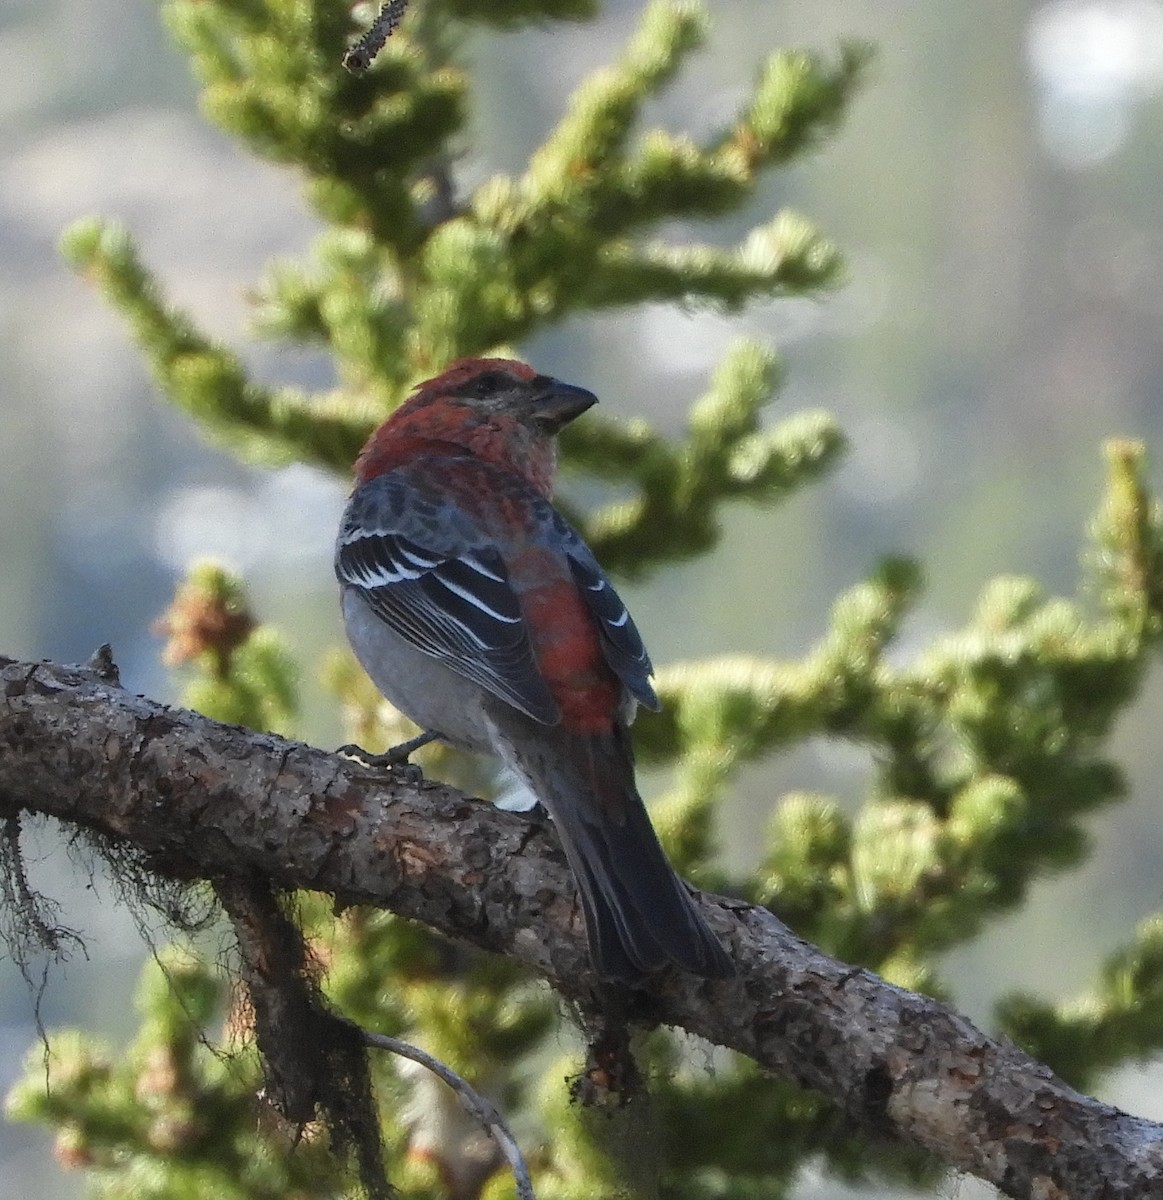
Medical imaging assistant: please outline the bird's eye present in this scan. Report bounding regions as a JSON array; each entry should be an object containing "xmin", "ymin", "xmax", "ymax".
[{"xmin": 466, "ymin": 371, "xmax": 508, "ymax": 397}]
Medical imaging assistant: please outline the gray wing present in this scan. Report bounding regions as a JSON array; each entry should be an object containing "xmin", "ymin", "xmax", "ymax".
[
  {"xmin": 336, "ymin": 476, "xmax": 560, "ymax": 725},
  {"xmin": 551, "ymin": 515, "xmax": 660, "ymax": 713}
]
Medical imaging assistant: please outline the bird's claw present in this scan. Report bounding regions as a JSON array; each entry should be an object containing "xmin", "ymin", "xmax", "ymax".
[
  {"xmin": 510, "ymin": 800, "xmax": 551, "ymax": 825},
  {"xmin": 338, "ymin": 731, "xmax": 440, "ymax": 784}
]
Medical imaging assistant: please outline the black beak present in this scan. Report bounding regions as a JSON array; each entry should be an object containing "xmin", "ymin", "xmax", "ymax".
[{"xmin": 531, "ymin": 375, "xmax": 599, "ymax": 433}]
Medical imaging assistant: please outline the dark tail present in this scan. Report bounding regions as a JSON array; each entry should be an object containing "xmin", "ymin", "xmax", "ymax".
[{"xmin": 495, "ymin": 718, "xmax": 735, "ymax": 984}]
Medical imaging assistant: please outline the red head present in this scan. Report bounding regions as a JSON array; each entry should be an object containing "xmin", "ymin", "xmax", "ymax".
[{"xmin": 354, "ymin": 358, "xmax": 598, "ymax": 495}]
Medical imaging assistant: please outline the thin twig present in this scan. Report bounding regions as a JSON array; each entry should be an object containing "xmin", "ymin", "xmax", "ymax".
[
  {"xmin": 360, "ymin": 1029, "xmax": 536, "ymax": 1200},
  {"xmin": 344, "ymin": 0, "xmax": 410, "ymax": 74}
]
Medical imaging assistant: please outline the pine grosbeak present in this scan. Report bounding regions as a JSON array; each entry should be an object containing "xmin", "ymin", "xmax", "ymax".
[{"xmin": 335, "ymin": 358, "xmax": 734, "ymax": 983}]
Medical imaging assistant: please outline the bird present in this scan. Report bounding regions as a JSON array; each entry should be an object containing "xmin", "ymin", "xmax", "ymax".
[{"xmin": 334, "ymin": 357, "xmax": 734, "ymax": 984}]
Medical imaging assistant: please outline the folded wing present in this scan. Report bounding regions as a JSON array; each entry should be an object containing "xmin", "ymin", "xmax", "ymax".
[{"xmin": 337, "ymin": 482, "xmax": 560, "ymax": 725}]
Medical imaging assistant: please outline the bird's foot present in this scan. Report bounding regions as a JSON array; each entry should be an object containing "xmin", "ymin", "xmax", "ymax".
[
  {"xmin": 510, "ymin": 800, "xmax": 550, "ymax": 825},
  {"xmin": 338, "ymin": 730, "xmax": 440, "ymax": 784}
]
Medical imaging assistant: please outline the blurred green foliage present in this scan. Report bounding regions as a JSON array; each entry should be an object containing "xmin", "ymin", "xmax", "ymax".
[{"xmin": 11, "ymin": 1, "xmax": 1163, "ymax": 1197}]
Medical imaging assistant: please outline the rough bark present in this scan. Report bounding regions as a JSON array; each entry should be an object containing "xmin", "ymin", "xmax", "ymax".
[{"xmin": 2, "ymin": 653, "xmax": 1162, "ymax": 1200}]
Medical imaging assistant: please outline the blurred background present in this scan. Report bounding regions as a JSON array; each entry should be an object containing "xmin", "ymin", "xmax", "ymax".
[{"xmin": 2, "ymin": 0, "xmax": 1163, "ymax": 1195}]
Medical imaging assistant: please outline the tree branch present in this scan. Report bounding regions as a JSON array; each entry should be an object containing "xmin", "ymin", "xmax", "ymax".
[
  {"xmin": 361, "ymin": 1029, "xmax": 535, "ymax": 1200},
  {"xmin": 2, "ymin": 654, "xmax": 1161, "ymax": 1199}
]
